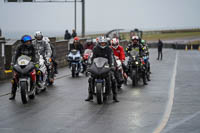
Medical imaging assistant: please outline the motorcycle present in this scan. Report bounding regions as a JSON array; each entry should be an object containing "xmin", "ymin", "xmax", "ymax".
[
  {"xmin": 127, "ymin": 50, "xmax": 146, "ymax": 86},
  {"xmin": 88, "ymin": 57, "xmax": 111, "ymax": 104},
  {"xmin": 83, "ymin": 49, "xmax": 93, "ymax": 77},
  {"xmin": 13, "ymin": 55, "xmax": 36, "ymax": 104},
  {"xmin": 114, "ymin": 56, "xmax": 125, "ymax": 90},
  {"xmin": 36, "ymin": 55, "xmax": 48, "ymax": 94},
  {"xmin": 67, "ymin": 49, "xmax": 82, "ymax": 78},
  {"xmin": 46, "ymin": 57, "xmax": 55, "ymax": 85}
]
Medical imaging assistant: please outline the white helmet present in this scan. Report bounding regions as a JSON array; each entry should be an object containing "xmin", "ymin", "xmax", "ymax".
[
  {"xmin": 43, "ymin": 37, "xmax": 50, "ymax": 43},
  {"xmin": 99, "ymin": 36, "xmax": 107, "ymax": 49},
  {"xmin": 111, "ymin": 38, "xmax": 119, "ymax": 49},
  {"xmin": 131, "ymin": 35, "xmax": 139, "ymax": 45},
  {"xmin": 99, "ymin": 36, "xmax": 107, "ymax": 43},
  {"xmin": 35, "ymin": 31, "xmax": 43, "ymax": 41}
]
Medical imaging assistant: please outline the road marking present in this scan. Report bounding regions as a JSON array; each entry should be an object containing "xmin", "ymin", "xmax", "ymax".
[
  {"xmin": 153, "ymin": 51, "xmax": 178, "ymax": 133},
  {"xmin": 162, "ymin": 111, "xmax": 200, "ymax": 133}
]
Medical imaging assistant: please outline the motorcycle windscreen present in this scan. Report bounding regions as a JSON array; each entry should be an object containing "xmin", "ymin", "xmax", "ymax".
[
  {"xmin": 88, "ymin": 57, "xmax": 110, "ymax": 77},
  {"xmin": 93, "ymin": 57, "xmax": 108, "ymax": 68},
  {"xmin": 17, "ymin": 55, "xmax": 31, "ymax": 66},
  {"xmin": 84, "ymin": 49, "xmax": 92, "ymax": 55},
  {"xmin": 71, "ymin": 49, "xmax": 79, "ymax": 55},
  {"xmin": 130, "ymin": 49, "xmax": 139, "ymax": 57}
]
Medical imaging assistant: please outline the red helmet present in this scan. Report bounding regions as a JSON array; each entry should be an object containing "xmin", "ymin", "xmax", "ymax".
[{"xmin": 74, "ymin": 37, "xmax": 80, "ymax": 42}]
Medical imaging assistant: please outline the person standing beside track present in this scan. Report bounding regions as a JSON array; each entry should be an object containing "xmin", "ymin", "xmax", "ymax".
[{"xmin": 157, "ymin": 39, "xmax": 163, "ymax": 60}]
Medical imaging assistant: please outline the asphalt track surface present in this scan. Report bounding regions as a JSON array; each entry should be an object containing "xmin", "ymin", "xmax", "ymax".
[{"xmin": 0, "ymin": 49, "xmax": 200, "ymax": 133}]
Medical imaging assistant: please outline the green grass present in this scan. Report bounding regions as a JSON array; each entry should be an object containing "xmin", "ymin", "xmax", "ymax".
[
  {"xmin": 120, "ymin": 31, "xmax": 200, "ymax": 41},
  {"xmin": 143, "ymin": 32, "xmax": 200, "ymax": 41}
]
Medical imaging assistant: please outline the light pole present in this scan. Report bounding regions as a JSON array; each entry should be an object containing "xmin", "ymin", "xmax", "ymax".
[
  {"xmin": 82, "ymin": 0, "xmax": 85, "ymax": 37},
  {"xmin": 74, "ymin": 0, "xmax": 77, "ymax": 32}
]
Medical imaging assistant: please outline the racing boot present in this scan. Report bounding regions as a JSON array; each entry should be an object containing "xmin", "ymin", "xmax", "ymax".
[
  {"xmin": 143, "ymin": 75, "xmax": 148, "ymax": 85},
  {"xmin": 85, "ymin": 78, "xmax": 93, "ymax": 101},
  {"xmin": 85, "ymin": 93, "xmax": 93, "ymax": 101},
  {"xmin": 113, "ymin": 94, "xmax": 119, "ymax": 102},
  {"xmin": 111, "ymin": 77, "xmax": 119, "ymax": 102},
  {"xmin": 9, "ymin": 80, "xmax": 17, "ymax": 100}
]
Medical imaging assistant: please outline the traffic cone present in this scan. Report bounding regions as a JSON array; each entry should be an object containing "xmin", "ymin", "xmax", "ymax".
[{"xmin": 185, "ymin": 45, "xmax": 188, "ymax": 51}]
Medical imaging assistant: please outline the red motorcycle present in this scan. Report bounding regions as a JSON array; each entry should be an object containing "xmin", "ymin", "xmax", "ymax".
[{"xmin": 83, "ymin": 49, "xmax": 93, "ymax": 76}]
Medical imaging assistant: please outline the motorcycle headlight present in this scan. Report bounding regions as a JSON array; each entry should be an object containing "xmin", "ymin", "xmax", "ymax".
[
  {"xmin": 135, "ymin": 61, "xmax": 139, "ymax": 65},
  {"xmin": 104, "ymin": 65, "xmax": 109, "ymax": 68}
]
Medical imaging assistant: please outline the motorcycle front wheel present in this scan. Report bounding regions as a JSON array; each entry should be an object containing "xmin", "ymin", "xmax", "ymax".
[
  {"xmin": 96, "ymin": 83, "xmax": 103, "ymax": 104},
  {"xmin": 20, "ymin": 82, "xmax": 29, "ymax": 104},
  {"xmin": 132, "ymin": 70, "xmax": 138, "ymax": 86}
]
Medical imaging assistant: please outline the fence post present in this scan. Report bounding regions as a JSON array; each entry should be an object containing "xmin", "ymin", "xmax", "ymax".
[{"xmin": 0, "ymin": 37, "xmax": 6, "ymax": 80}]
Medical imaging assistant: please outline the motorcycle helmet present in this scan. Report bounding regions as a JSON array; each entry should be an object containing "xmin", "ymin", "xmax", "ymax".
[
  {"xmin": 131, "ymin": 35, "xmax": 139, "ymax": 45},
  {"xmin": 111, "ymin": 38, "xmax": 119, "ymax": 49},
  {"xmin": 35, "ymin": 31, "xmax": 43, "ymax": 41},
  {"xmin": 86, "ymin": 38, "xmax": 92, "ymax": 45},
  {"xmin": 141, "ymin": 39, "xmax": 146, "ymax": 44},
  {"xmin": 99, "ymin": 36, "xmax": 107, "ymax": 49},
  {"xmin": 74, "ymin": 36, "xmax": 80, "ymax": 43},
  {"xmin": 21, "ymin": 35, "xmax": 32, "ymax": 43}
]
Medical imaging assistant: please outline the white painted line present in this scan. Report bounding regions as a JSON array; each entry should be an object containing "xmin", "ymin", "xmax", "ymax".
[
  {"xmin": 153, "ymin": 51, "xmax": 178, "ymax": 133},
  {"xmin": 163, "ymin": 111, "xmax": 200, "ymax": 133}
]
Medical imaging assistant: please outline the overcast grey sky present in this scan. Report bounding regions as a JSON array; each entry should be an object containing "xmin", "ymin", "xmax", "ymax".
[{"xmin": 0, "ymin": 0, "xmax": 200, "ymax": 38}]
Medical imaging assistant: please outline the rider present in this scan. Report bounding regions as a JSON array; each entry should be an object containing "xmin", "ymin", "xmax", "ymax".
[
  {"xmin": 32, "ymin": 31, "xmax": 52, "ymax": 86},
  {"xmin": 84, "ymin": 38, "xmax": 95, "ymax": 50},
  {"xmin": 141, "ymin": 39, "xmax": 149, "ymax": 56},
  {"xmin": 141, "ymin": 39, "xmax": 151, "ymax": 80},
  {"xmin": 9, "ymin": 35, "xmax": 36, "ymax": 100},
  {"xmin": 85, "ymin": 36, "xmax": 119, "ymax": 102},
  {"xmin": 110, "ymin": 38, "xmax": 127, "ymax": 87},
  {"xmin": 69, "ymin": 36, "xmax": 84, "ymax": 55},
  {"xmin": 33, "ymin": 31, "xmax": 52, "ymax": 60},
  {"xmin": 43, "ymin": 37, "xmax": 58, "ymax": 74},
  {"xmin": 69, "ymin": 37, "xmax": 84, "ymax": 72},
  {"xmin": 126, "ymin": 35, "xmax": 148, "ymax": 85}
]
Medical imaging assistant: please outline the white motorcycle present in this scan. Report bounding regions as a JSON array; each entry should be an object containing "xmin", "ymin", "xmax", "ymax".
[
  {"xmin": 114, "ymin": 56, "xmax": 126, "ymax": 89},
  {"xmin": 67, "ymin": 49, "xmax": 82, "ymax": 78},
  {"xmin": 36, "ymin": 55, "xmax": 48, "ymax": 94}
]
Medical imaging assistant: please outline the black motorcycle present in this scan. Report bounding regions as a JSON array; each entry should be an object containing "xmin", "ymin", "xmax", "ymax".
[
  {"xmin": 13, "ymin": 55, "xmax": 36, "ymax": 104},
  {"xmin": 127, "ymin": 50, "xmax": 146, "ymax": 86},
  {"xmin": 88, "ymin": 57, "xmax": 111, "ymax": 104}
]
